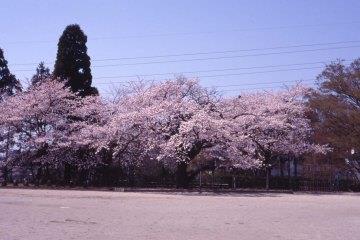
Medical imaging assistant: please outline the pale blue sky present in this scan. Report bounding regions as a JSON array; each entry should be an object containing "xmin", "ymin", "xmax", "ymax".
[{"xmin": 1, "ymin": 0, "xmax": 360, "ymax": 97}]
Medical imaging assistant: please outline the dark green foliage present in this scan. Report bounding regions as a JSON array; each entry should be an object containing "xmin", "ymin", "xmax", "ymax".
[
  {"xmin": 308, "ymin": 59, "xmax": 360, "ymax": 183},
  {"xmin": 53, "ymin": 24, "xmax": 98, "ymax": 97},
  {"xmin": 31, "ymin": 62, "xmax": 51, "ymax": 86},
  {"xmin": 0, "ymin": 48, "xmax": 21, "ymax": 99}
]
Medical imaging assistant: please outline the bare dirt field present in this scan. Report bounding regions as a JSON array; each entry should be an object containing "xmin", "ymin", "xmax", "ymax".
[{"xmin": 0, "ymin": 188, "xmax": 359, "ymax": 240}]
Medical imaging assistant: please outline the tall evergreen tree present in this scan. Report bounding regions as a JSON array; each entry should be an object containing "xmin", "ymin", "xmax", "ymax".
[
  {"xmin": 0, "ymin": 48, "xmax": 21, "ymax": 185},
  {"xmin": 31, "ymin": 62, "xmax": 51, "ymax": 86},
  {"xmin": 0, "ymin": 48, "xmax": 21, "ymax": 100},
  {"xmin": 53, "ymin": 24, "xmax": 98, "ymax": 97}
]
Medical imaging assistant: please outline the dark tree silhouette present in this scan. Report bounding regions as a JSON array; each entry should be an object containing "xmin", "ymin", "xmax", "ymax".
[
  {"xmin": 31, "ymin": 62, "xmax": 51, "ymax": 86},
  {"xmin": 53, "ymin": 24, "xmax": 98, "ymax": 97},
  {"xmin": 0, "ymin": 48, "xmax": 21, "ymax": 99}
]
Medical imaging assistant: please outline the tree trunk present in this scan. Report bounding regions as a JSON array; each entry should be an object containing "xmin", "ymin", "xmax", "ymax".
[
  {"xmin": 211, "ymin": 170, "xmax": 215, "ymax": 189},
  {"xmin": 280, "ymin": 159, "xmax": 284, "ymax": 178},
  {"xmin": 176, "ymin": 162, "xmax": 189, "ymax": 188},
  {"xmin": 3, "ymin": 128, "xmax": 10, "ymax": 186},
  {"xmin": 287, "ymin": 159, "xmax": 292, "ymax": 190},
  {"xmin": 199, "ymin": 170, "xmax": 202, "ymax": 192},
  {"xmin": 64, "ymin": 163, "xmax": 72, "ymax": 186},
  {"xmin": 293, "ymin": 158, "xmax": 298, "ymax": 191},
  {"xmin": 232, "ymin": 175, "xmax": 236, "ymax": 189},
  {"xmin": 293, "ymin": 158, "xmax": 298, "ymax": 177},
  {"xmin": 266, "ymin": 167, "xmax": 271, "ymax": 190},
  {"xmin": 1, "ymin": 166, "xmax": 8, "ymax": 186}
]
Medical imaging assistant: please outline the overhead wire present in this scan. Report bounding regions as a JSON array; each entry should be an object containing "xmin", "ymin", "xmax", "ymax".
[
  {"xmin": 8, "ymin": 40, "xmax": 358, "ymax": 67},
  {"xmin": 2, "ymin": 20, "xmax": 360, "ymax": 45}
]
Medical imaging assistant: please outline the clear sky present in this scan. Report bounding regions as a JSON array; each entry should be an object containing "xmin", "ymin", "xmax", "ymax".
[{"xmin": 1, "ymin": 0, "xmax": 360, "ymax": 97}]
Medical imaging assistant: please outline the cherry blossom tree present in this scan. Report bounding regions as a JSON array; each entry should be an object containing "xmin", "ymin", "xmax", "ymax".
[
  {"xmin": 0, "ymin": 79, "xmax": 72, "ymax": 160},
  {"xmin": 0, "ymin": 76, "xmax": 327, "ymax": 188},
  {"xmin": 0, "ymin": 78, "xmax": 103, "ymax": 184},
  {"xmin": 73, "ymin": 78, "xmax": 327, "ymax": 188},
  {"xmin": 158, "ymin": 84, "xmax": 328, "ymax": 188},
  {"xmin": 222, "ymin": 85, "xmax": 328, "ymax": 189},
  {"xmin": 73, "ymin": 78, "xmax": 221, "ymax": 186},
  {"xmin": 74, "ymin": 78, "xmax": 252, "ymax": 186}
]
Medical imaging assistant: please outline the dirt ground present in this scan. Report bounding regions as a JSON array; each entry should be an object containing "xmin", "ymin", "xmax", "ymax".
[{"xmin": 0, "ymin": 189, "xmax": 359, "ymax": 240}]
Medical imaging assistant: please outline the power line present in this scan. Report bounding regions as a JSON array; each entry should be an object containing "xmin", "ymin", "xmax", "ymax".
[
  {"xmin": 92, "ymin": 21, "xmax": 360, "ymax": 38},
  {"xmin": 91, "ymin": 45, "xmax": 360, "ymax": 67},
  {"xmin": 3, "ymin": 20, "xmax": 360, "ymax": 45},
  {"xmin": 219, "ymin": 85, "xmax": 285, "ymax": 92},
  {"xmin": 93, "ymin": 61, "xmax": 327, "ymax": 79},
  {"xmin": 11, "ymin": 45, "xmax": 356, "ymax": 72},
  {"xmin": 98, "ymin": 78, "xmax": 315, "ymax": 90},
  {"xmin": 210, "ymin": 79, "xmax": 315, "ymax": 88},
  {"xmin": 9, "ymin": 40, "xmax": 358, "ymax": 67},
  {"xmin": 11, "ymin": 58, "xmax": 331, "ymax": 74},
  {"xmin": 91, "ymin": 66, "xmax": 323, "ymax": 85},
  {"xmin": 81, "ymin": 40, "xmax": 360, "ymax": 61},
  {"xmin": 100, "ymin": 81, "xmax": 314, "ymax": 95},
  {"xmin": 92, "ymin": 59, "xmax": 353, "ymax": 80},
  {"xmin": 196, "ymin": 66, "xmax": 322, "ymax": 78},
  {"xmin": 201, "ymin": 81, "xmax": 317, "ymax": 93},
  {"xmin": 91, "ymin": 21, "xmax": 360, "ymax": 40}
]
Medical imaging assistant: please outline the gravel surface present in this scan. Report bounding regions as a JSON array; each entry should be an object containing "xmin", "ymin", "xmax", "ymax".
[{"xmin": 0, "ymin": 188, "xmax": 359, "ymax": 240}]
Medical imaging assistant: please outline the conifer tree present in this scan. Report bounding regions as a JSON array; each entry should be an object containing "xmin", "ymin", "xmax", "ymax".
[
  {"xmin": 0, "ymin": 48, "xmax": 21, "ymax": 185},
  {"xmin": 31, "ymin": 62, "xmax": 51, "ymax": 86},
  {"xmin": 0, "ymin": 48, "xmax": 21, "ymax": 100},
  {"xmin": 53, "ymin": 24, "xmax": 98, "ymax": 97}
]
